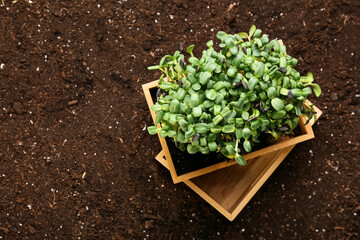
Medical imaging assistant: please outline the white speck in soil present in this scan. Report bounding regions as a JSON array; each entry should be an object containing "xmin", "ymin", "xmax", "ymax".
[{"xmin": 0, "ymin": 63, "xmax": 4, "ymax": 69}]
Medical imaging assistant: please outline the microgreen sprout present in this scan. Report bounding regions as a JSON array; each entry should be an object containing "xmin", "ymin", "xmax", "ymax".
[{"xmin": 147, "ymin": 25, "xmax": 321, "ymax": 166}]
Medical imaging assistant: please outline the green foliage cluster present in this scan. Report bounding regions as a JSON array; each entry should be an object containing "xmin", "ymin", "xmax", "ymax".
[{"xmin": 147, "ymin": 26, "xmax": 321, "ymax": 166}]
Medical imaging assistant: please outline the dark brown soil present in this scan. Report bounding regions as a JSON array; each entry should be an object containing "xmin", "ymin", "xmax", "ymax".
[{"xmin": 0, "ymin": 0, "xmax": 359, "ymax": 239}]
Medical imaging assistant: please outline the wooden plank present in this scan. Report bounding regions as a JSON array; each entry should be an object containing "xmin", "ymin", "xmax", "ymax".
[{"xmin": 142, "ymin": 80, "xmax": 180, "ymax": 182}]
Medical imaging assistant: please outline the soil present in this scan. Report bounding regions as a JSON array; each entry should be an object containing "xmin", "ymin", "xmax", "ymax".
[{"xmin": 0, "ymin": 0, "xmax": 359, "ymax": 239}]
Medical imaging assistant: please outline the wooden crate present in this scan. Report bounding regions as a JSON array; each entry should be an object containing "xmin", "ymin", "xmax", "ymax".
[
  {"xmin": 143, "ymin": 80, "xmax": 315, "ymax": 183},
  {"xmin": 154, "ymin": 105, "xmax": 322, "ymax": 221}
]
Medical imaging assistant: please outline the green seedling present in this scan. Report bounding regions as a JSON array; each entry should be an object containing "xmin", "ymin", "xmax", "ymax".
[{"xmin": 147, "ymin": 25, "xmax": 321, "ymax": 166}]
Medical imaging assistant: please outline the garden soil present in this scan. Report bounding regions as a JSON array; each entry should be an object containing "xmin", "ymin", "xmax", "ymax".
[{"xmin": 0, "ymin": 0, "xmax": 359, "ymax": 239}]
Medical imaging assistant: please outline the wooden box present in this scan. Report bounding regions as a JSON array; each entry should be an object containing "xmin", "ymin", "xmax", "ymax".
[
  {"xmin": 143, "ymin": 81, "xmax": 315, "ymax": 184},
  {"xmin": 154, "ymin": 105, "xmax": 322, "ymax": 221}
]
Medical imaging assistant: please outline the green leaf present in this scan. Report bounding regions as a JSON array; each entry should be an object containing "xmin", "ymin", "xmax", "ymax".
[
  {"xmin": 243, "ymin": 128, "xmax": 251, "ymax": 139},
  {"xmin": 235, "ymin": 154, "xmax": 247, "ymax": 166},
  {"xmin": 310, "ymin": 83, "xmax": 321, "ymax": 97},
  {"xmin": 192, "ymin": 83, "xmax": 201, "ymax": 91},
  {"xmin": 187, "ymin": 45, "xmax": 195, "ymax": 57},
  {"xmin": 169, "ymin": 99, "xmax": 180, "ymax": 113},
  {"xmin": 222, "ymin": 125, "xmax": 235, "ymax": 133},
  {"xmin": 291, "ymin": 88, "xmax": 302, "ymax": 97},
  {"xmin": 267, "ymin": 87, "xmax": 277, "ymax": 99},
  {"xmin": 220, "ymin": 107, "xmax": 231, "ymax": 118},
  {"xmin": 216, "ymin": 31, "xmax": 227, "ymax": 40},
  {"xmin": 151, "ymin": 104, "xmax": 162, "ymax": 111},
  {"xmin": 200, "ymin": 146, "xmax": 210, "ymax": 154},
  {"xmin": 294, "ymin": 105, "xmax": 301, "ymax": 116},
  {"xmin": 213, "ymin": 81, "xmax": 225, "ymax": 91},
  {"xmin": 271, "ymin": 98, "xmax": 284, "ymax": 111},
  {"xmin": 179, "ymin": 119, "xmax": 189, "ymax": 131},
  {"xmin": 208, "ymin": 142, "xmax": 218, "ymax": 151},
  {"xmin": 285, "ymin": 104, "xmax": 294, "ymax": 112},
  {"xmin": 192, "ymin": 106, "xmax": 202, "ymax": 117},
  {"xmin": 210, "ymin": 125, "xmax": 222, "ymax": 133},
  {"xmin": 241, "ymin": 111, "xmax": 249, "ymax": 120},
  {"xmin": 147, "ymin": 65, "xmax": 160, "ymax": 70},
  {"xmin": 188, "ymin": 94, "xmax": 200, "ymax": 108},
  {"xmin": 174, "ymin": 61, "xmax": 182, "ymax": 74},
  {"xmin": 187, "ymin": 144, "xmax": 200, "ymax": 154},
  {"xmin": 236, "ymin": 128, "xmax": 243, "ymax": 139},
  {"xmin": 225, "ymin": 36, "xmax": 235, "ymax": 48},
  {"xmin": 254, "ymin": 38, "xmax": 262, "ymax": 47},
  {"xmin": 176, "ymin": 88, "xmax": 186, "ymax": 100},
  {"xmin": 203, "ymin": 100, "xmax": 214, "ymax": 109},
  {"xmin": 280, "ymin": 88, "xmax": 289, "ymax": 96},
  {"xmin": 243, "ymin": 140, "xmax": 252, "ymax": 152},
  {"xmin": 173, "ymin": 51, "xmax": 180, "ymax": 59},
  {"xmin": 249, "ymin": 25, "xmax": 256, "ymax": 38},
  {"xmin": 248, "ymin": 77, "xmax": 259, "ymax": 90},
  {"xmin": 307, "ymin": 72, "xmax": 314, "ymax": 83},
  {"xmin": 194, "ymin": 123, "xmax": 209, "ymax": 134},
  {"xmin": 227, "ymin": 67, "xmax": 237, "ymax": 77},
  {"xmin": 206, "ymin": 40, "xmax": 213, "ymax": 48},
  {"xmin": 205, "ymin": 89, "xmax": 217, "ymax": 100},
  {"xmin": 199, "ymin": 71, "xmax": 212, "ymax": 85},
  {"xmin": 205, "ymin": 62, "xmax": 217, "ymax": 72},
  {"xmin": 238, "ymin": 32, "xmax": 249, "ymax": 39},
  {"xmin": 253, "ymin": 29, "xmax": 262, "ymax": 38},
  {"xmin": 225, "ymin": 144, "xmax": 236, "ymax": 156},
  {"xmin": 213, "ymin": 105, "xmax": 221, "ymax": 115},
  {"xmin": 208, "ymin": 133, "xmax": 217, "ymax": 142},
  {"xmin": 212, "ymin": 115, "xmax": 223, "ymax": 125},
  {"xmin": 302, "ymin": 87, "xmax": 312, "ymax": 96},
  {"xmin": 167, "ymin": 130, "xmax": 176, "ymax": 137},
  {"xmin": 147, "ymin": 126, "xmax": 159, "ymax": 135},
  {"xmin": 155, "ymin": 111, "xmax": 165, "ymax": 124},
  {"xmin": 272, "ymin": 110, "xmax": 286, "ymax": 119},
  {"xmin": 188, "ymin": 57, "xmax": 200, "ymax": 66},
  {"xmin": 159, "ymin": 55, "xmax": 172, "ymax": 66},
  {"xmin": 229, "ymin": 45, "xmax": 238, "ymax": 55},
  {"xmin": 176, "ymin": 130, "xmax": 186, "ymax": 143},
  {"xmin": 159, "ymin": 130, "xmax": 168, "ymax": 138}
]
